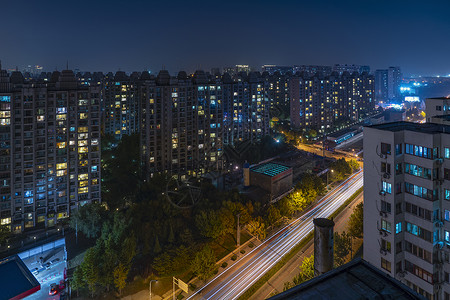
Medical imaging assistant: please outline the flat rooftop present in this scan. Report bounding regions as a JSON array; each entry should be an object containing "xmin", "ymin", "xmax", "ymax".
[
  {"xmin": 0, "ymin": 255, "xmax": 40, "ymax": 300},
  {"xmin": 269, "ymin": 258, "xmax": 424, "ymax": 300},
  {"xmin": 250, "ymin": 162, "xmax": 291, "ymax": 177},
  {"xmin": 367, "ymin": 121, "xmax": 450, "ymax": 134}
]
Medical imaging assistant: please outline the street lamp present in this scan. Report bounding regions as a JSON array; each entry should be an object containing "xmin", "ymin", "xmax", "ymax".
[
  {"xmin": 327, "ymin": 169, "xmax": 334, "ymax": 188},
  {"xmin": 149, "ymin": 280, "xmax": 158, "ymax": 300}
]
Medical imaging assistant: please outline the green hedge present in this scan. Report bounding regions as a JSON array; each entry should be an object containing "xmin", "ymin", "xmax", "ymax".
[{"xmin": 238, "ymin": 187, "xmax": 363, "ymax": 300}]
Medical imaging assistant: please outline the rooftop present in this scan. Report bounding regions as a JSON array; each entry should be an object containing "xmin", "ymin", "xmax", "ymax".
[
  {"xmin": 269, "ymin": 258, "xmax": 424, "ymax": 300},
  {"xmin": 426, "ymin": 97, "xmax": 450, "ymax": 100},
  {"xmin": 367, "ymin": 121, "xmax": 450, "ymax": 134},
  {"xmin": 250, "ymin": 162, "xmax": 291, "ymax": 177},
  {"xmin": 0, "ymin": 255, "xmax": 40, "ymax": 300},
  {"xmin": 432, "ymin": 115, "xmax": 450, "ymax": 120}
]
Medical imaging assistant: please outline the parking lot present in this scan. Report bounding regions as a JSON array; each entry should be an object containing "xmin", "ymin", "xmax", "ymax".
[{"xmin": 22, "ymin": 246, "xmax": 67, "ymax": 300}]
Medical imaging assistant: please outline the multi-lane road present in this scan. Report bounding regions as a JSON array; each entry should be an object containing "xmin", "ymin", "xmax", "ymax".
[{"xmin": 187, "ymin": 170, "xmax": 363, "ymax": 300}]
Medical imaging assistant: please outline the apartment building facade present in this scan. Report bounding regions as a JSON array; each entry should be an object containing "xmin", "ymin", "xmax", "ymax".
[
  {"xmin": 0, "ymin": 67, "xmax": 101, "ymax": 231},
  {"xmin": 290, "ymin": 71, "xmax": 375, "ymax": 134},
  {"xmin": 364, "ymin": 122, "xmax": 450, "ymax": 300}
]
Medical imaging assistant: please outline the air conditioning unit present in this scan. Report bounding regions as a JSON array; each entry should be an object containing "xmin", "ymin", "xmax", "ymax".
[
  {"xmin": 380, "ymin": 248, "xmax": 387, "ymax": 255},
  {"xmin": 380, "ymin": 154, "xmax": 387, "ymax": 159},
  {"xmin": 383, "ymin": 173, "xmax": 390, "ymax": 179},
  {"xmin": 397, "ymin": 271, "xmax": 406, "ymax": 278},
  {"xmin": 379, "ymin": 211, "xmax": 387, "ymax": 217}
]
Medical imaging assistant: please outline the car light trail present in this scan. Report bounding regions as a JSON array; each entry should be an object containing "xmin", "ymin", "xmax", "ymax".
[{"xmin": 187, "ymin": 170, "xmax": 363, "ymax": 300}]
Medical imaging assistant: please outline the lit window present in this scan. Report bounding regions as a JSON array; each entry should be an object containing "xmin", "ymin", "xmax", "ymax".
[
  {"xmin": 78, "ymin": 187, "xmax": 89, "ymax": 194},
  {"xmin": 56, "ymin": 170, "xmax": 67, "ymax": 177},
  {"xmin": 56, "ymin": 163, "xmax": 67, "ymax": 170},
  {"xmin": 395, "ymin": 222, "xmax": 402, "ymax": 234},
  {"xmin": 56, "ymin": 114, "xmax": 67, "ymax": 120},
  {"xmin": 57, "ymin": 142, "xmax": 66, "ymax": 149},
  {"xmin": 78, "ymin": 146, "xmax": 88, "ymax": 153},
  {"xmin": 78, "ymin": 174, "xmax": 88, "ymax": 180},
  {"xmin": 1, "ymin": 217, "xmax": 11, "ymax": 225},
  {"xmin": 79, "ymin": 180, "xmax": 88, "ymax": 187},
  {"xmin": 78, "ymin": 140, "xmax": 88, "ymax": 147},
  {"xmin": 78, "ymin": 127, "xmax": 88, "ymax": 133}
]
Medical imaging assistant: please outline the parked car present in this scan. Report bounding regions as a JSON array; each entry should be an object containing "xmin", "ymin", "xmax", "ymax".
[{"xmin": 49, "ymin": 283, "xmax": 58, "ymax": 296}]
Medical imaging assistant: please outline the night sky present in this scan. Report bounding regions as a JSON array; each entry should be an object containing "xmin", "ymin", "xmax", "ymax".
[{"xmin": 1, "ymin": 0, "xmax": 450, "ymax": 76}]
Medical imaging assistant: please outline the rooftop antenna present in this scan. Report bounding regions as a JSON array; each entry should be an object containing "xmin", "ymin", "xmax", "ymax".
[
  {"xmin": 162, "ymin": 64, "xmax": 165, "ymax": 70},
  {"xmin": 66, "ymin": 60, "xmax": 69, "ymax": 70}
]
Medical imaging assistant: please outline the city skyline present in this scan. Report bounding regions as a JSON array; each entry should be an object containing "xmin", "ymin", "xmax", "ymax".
[{"xmin": 2, "ymin": 0, "xmax": 450, "ymax": 76}]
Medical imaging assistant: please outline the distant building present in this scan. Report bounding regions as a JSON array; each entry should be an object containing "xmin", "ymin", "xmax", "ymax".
[
  {"xmin": 292, "ymin": 65, "xmax": 332, "ymax": 76},
  {"xmin": 375, "ymin": 69, "xmax": 389, "ymax": 102},
  {"xmin": 364, "ymin": 121, "xmax": 450, "ymax": 300},
  {"xmin": 261, "ymin": 65, "xmax": 293, "ymax": 75},
  {"xmin": 290, "ymin": 71, "xmax": 375, "ymax": 134},
  {"xmin": 332, "ymin": 64, "xmax": 361, "ymax": 75},
  {"xmin": 388, "ymin": 67, "xmax": 402, "ymax": 102}
]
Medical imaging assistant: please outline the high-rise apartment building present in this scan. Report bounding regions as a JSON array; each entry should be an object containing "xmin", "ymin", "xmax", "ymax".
[
  {"xmin": 140, "ymin": 70, "xmax": 223, "ymax": 180},
  {"xmin": 0, "ymin": 65, "xmax": 101, "ymax": 232},
  {"xmin": 222, "ymin": 72, "xmax": 271, "ymax": 145},
  {"xmin": 364, "ymin": 122, "xmax": 450, "ymax": 300},
  {"xmin": 375, "ymin": 69, "xmax": 389, "ymax": 102},
  {"xmin": 388, "ymin": 67, "xmax": 402, "ymax": 102},
  {"xmin": 103, "ymin": 71, "xmax": 140, "ymax": 140},
  {"xmin": 290, "ymin": 71, "xmax": 375, "ymax": 134}
]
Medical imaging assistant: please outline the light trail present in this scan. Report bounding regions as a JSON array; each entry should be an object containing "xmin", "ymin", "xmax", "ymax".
[{"xmin": 187, "ymin": 170, "xmax": 363, "ymax": 300}]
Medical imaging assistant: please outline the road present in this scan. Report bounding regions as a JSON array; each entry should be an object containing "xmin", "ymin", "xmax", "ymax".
[
  {"xmin": 187, "ymin": 170, "xmax": 363, "ymax": 300},
  {"xmin": 250, "ymin": 192, "xmax": 363, "ymax": 299}
]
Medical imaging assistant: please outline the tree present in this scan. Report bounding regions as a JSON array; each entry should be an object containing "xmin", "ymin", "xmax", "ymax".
[
  {"xmin": 330, "ymin": 158, "xmax": 352, "ymax": 181},
  {"xmin": 70, "ymin": 202, "xmax": 106, "ymax": 238},
  {"xmin": 247, "ymin": 217, "xmax": 267, "ymax": 240},
  {"xmin": 195, "ymin": 209, "xmax": 233, "ymax": 241},
  {"xmin": 0, "ymin": 225, "xmax": 10, "ymax": 246},
  {"xmin": 348, "ymin": 202, "xmax": 363, "ymax": 238},
  {"xmin": 348, "ymin": 159, "xmax": 360, "ymax": 173},
  {"xmin": 266, "ymin": 206, "xmax": 281, "ymax": 227},
  {"xmin": 81, "ymin": 247, "xmax": 100, "ymax": 297},
  {"xmin": 293, "ymin": 255, "xmax": 314, "ymax": 285},
  {"xmin": 334, "ymin": 231, "xmax": 352, "ymax": 266},
  {"xmin": 113, "ymin": 263, "xmax": 129, "ymax": 295},
  {"xmin": 191, "ymin": 245, "xmax": 217, "ymax": 281},
  {"xmin": 154, "ymin": 235, "xmax": 162, "ymax": 254},
  {"xmin": 71, "ymin": 266, "xmax": 85, "ymax": 297}
]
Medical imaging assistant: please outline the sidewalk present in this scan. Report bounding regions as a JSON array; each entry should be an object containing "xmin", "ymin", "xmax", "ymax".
[{"xmin": 249, "ymin": 192, "xmax": 363, "ymax": 300}]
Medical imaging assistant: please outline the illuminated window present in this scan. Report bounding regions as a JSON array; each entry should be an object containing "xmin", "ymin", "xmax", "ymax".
[
  {"xmin": 69, "ymin": 140, "xmax": 75, "ymax": 146},
  {"xmin": 78, "ymin": 127, "xmax": 88, "ymax": 133},
  {"xmin": 37, "ymin": 115, "xmax": 45, "ymax": 122},
  {"xmin": 79, "ymin": 180, "xmax": 88, "ymax": 187},
  {"xmin": 79, "ymin": 113, "xmax": 88, "ymax": 119},
  {"xmin": 92, "ymin": 179, "xmax": 98, "ymax": 185},
  {"xmin": 57, "ymin": 142, "xmax": 66, "ymax": 149},
  {"xmin": 56, "ymin": 114, "xmax": 67, "ymax": 120},
  {"xmin": 78, "ymin": 187, "xmax": 89, "ymax": 194},
  {"xmin": 1, "ymin": 217, "xmax": 11, "ymax": 225},
  {"xmin": 78, "ymin": 140, "xmax": 88, "ymax": 147},
  {"xmin": 56, "ymin": 163, "xmax": 67, "ymax": 170},
  {"xmin": 78, "ymin": 133, "xmax": 88, "ymax": 139},
  {"xmin": 78, "ymin": 174, "xmax": 88, "ymax": 180},
  {"xmin": 56, "ymin": 170, "xmax": 67, "ymax": 177},
  {"xmin": 91, "ymin": 139, "xmax": 98, "ymax": 146},
  {"xmin": 78, "ymin": 146, "xmax": 88, "ymax": 153}
]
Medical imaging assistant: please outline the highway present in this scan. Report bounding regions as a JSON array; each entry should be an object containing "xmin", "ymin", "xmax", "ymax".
[{"xmin": 187, "ymin": 170, "xmax": 363, "ymax": 300}]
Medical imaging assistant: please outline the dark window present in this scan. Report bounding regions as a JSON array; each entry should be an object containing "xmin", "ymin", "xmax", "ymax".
[
  {"xmin": 395, "ymin": 144, "xmax": 402, "ymax": 155},
  {"xmin": 381, "ymin": 200, "xmax": 391, "ymax": 213},
  {"xmin": 381, "ymin": 143, "xmax": 391, "ymax": 155},
  {"xmin": 396, "ymin": 241, "xmax": 402, "ymax": 254}
]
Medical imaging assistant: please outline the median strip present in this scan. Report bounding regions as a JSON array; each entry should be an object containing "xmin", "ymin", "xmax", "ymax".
[{"xmin": 238, "ymin": 186, "xmax": 364, "ymax": 300}]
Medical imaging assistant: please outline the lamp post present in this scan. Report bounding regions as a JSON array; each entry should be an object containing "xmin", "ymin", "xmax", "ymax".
[
  {"xmin": 327, "ymin": 169, "xmax": 334, "ymax": 188},
  {"xmin": 149, "ymin": 280, "xmax": 158, "ymax": 300}
]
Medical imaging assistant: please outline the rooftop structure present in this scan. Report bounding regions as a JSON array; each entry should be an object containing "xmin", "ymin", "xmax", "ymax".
[
  {"xmin": 250, "ymin": 162, "xmax": 290, "ymax": 177},
  {"xmin": 0, "ymin": 255, "xmax": 40, "ymax": 300},
  {"xmin": 269, "ymin": 258, "xmax": 424, "ymax": 300}
]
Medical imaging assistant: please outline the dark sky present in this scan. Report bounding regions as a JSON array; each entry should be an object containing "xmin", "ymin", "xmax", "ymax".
[{"xmin": 1, "ymin": 0, "xmax": 450, "ymax": 76}]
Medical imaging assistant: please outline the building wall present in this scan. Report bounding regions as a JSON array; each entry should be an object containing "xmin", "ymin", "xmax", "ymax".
[
  {"xmin": 425, "ymin": 98, "xmax": 450, "ymax": 122},
  {"xmin": 364, "ymin": 124, "xmax": 450, "ymax": 300}
]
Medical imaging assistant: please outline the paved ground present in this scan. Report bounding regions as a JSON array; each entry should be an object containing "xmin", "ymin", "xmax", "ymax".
[
  {"xmin": 249, "ymin": 193, "xmax": 363, "ymax": 300},
  {"xmin": 23, "ymin": 246, "xmax": 67, "ymax": 300}
]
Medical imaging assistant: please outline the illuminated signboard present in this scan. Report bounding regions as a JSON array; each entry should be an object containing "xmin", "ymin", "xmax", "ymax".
[{"xmin": 405, "ymin": 96, "xmax": 420, "ymax": 102}]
